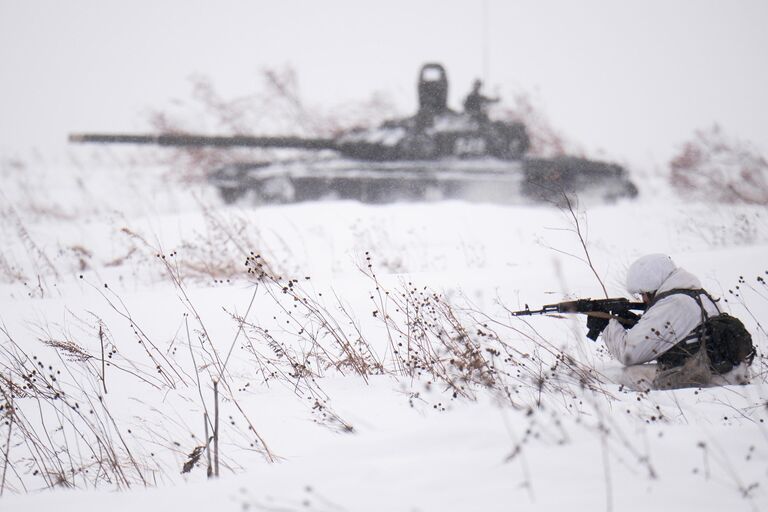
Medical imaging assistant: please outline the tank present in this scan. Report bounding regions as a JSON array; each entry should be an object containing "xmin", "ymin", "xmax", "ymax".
[{"xmin": 69, "ymin": 63, "xmax": 638, "ymax": 205}]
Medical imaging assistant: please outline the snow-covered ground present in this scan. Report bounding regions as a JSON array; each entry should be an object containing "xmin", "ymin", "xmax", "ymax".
[{"xmin": 0, "ymin": 153, "xmax": 766, "ymax": 511}]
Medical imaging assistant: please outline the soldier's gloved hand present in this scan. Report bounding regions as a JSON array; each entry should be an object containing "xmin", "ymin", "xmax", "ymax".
[
  {"xmin": 585, "ymin": 315, "xmax": 610, "ymax": 341},
  {"xmin": 615, "ymin": 310, "xmax": 640, "ymax": 328}
]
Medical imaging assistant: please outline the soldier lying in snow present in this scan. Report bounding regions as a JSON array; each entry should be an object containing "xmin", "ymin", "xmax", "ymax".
[{"xmin": 592, "ymin": 254, "xmax": 755, "ymax": 390}]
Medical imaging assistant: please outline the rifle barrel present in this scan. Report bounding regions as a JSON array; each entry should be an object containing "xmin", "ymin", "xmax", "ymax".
[{"xmin": 510, "ymin": 309, "xmax": 539, "ymax": 316}]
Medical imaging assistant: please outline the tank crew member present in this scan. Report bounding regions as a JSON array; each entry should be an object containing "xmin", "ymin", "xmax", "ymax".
[
  {"xmin": 463, "ymin": 79, "xmax": 499, "ymax": 121},
  {"xmin": 589, "ymin": 254, "xmax": 754, "ymax": 389}
]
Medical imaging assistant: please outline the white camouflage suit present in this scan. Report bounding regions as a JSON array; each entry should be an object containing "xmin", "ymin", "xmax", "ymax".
[{"xmin": 601, "ymin": 254, "xmax": 750, "ymax": 390}]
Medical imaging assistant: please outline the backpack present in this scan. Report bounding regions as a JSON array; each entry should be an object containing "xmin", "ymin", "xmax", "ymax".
[{"xmin": 650, "ymin": 288, "xmax": 755, "ymax": 374}]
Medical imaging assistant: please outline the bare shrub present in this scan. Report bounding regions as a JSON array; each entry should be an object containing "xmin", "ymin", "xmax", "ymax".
[
  {"xmin": 242, "ymin": 255, "xmax": 384, "ymax": 383},
  {"xmin": 115, "ymin": 207, "xmax": 282, "ymax": 283},
  {"xmin": 356, "ymin": 252, "xmax": 610, "ymax": 408},
  {"xmin": 146, "ymin": 66, "xmax": 399, "ymax": 182},
  {"xmin": 678, "ymin": 206, "xmax": 764, "ymax": 248},
  {"xmin": 0, "ymin": 275, "xmax": 280, "ymax": 493},
  {"xmin": 164, "ymin": 206, "xmax": 280, "ymax": 282},
  {"xmin": 0, "ymin": 202, "xmax": 60, "ymax": 291},
  {"xmin": 0, "ymin": 325, "xmax": 150, "ymax": 491},
  {"xmin": 0, "ymin": 251, "xmax": 24, "ymax": 284},
  {"xmin": 497, "ymin": 92, "xmax": 579, "ymax": 158},
  {"xmin": 670, "ymin": 125, "xmax": 768, "ymax": 205},
  {"xmin": 230, "ymin": 245, "xmax": 612, "ymax": 413}
]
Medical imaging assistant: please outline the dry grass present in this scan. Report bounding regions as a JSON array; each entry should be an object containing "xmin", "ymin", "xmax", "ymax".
[{"xmin": 1, "ymin": 246, "xmax": 765, "ymax": 498}]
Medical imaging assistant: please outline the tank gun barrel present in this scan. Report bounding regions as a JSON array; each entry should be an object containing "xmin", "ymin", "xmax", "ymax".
[{"xmin": 68, "ymin": 133, "xmax": 337, "ymax": 150}]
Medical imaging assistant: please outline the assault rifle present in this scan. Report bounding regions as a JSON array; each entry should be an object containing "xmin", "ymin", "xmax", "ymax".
[{"xmin": 510, "ymin": 298, "xmax": 646, "ymax": 341}]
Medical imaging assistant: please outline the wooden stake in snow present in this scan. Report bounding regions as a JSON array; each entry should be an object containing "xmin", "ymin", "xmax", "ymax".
[
  {"xmin": 205, "ymin": 412, "xmax": 212, "ymax": 478},
  {"xmin": 213, "ymin": 379, "xmax": 220, "ymax": 478}
]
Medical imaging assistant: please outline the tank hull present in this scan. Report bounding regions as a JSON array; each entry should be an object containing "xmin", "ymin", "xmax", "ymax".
[{"xmin": 210, "ymin": 157, "xmax": 638, "ymax": 206}]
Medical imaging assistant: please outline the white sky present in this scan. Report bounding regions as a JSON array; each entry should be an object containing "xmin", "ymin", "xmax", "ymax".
[{"xmin": 1, "ymin": 0, "xmax": 766, "ymax": 168}]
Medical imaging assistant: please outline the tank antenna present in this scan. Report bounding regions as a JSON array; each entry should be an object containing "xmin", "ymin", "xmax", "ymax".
[{"xmin": 482, "ymin": 0, "xmax": 490, "ymax": 84}]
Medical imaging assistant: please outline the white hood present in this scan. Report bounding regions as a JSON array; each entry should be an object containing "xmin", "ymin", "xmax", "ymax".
[{"xmin": 626, "ymin": 254, "xmax": 677, "ymax": 294}]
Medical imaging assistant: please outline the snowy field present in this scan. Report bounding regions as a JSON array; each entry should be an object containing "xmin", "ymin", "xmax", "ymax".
[
  {"xmin": 0, "ymin": 154, "xmax": 766, "ymax": 511},
  {"xmin": 2, "ymin": 1, "xmax": 768, "ymax": 511}
]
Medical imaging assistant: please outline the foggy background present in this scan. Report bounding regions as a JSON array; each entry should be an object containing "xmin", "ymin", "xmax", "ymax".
[{"xmin": 1, "ymin": 0, "xmax": 767, "ymax": 169}]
